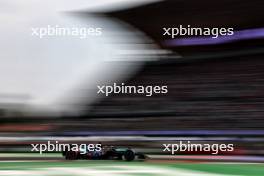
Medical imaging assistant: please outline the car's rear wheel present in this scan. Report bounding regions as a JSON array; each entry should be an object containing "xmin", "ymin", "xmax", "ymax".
[
  {"xmin": 123, "ymin": 150, "xmax": 135, "ymax": 161},
  {"xmin": 65, "ymin": 151, "xmax": 78, "ymax": 160}
]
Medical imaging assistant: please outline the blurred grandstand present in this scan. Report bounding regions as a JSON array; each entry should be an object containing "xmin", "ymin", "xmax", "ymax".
[{"xmin": 0, "ymin": 0, "xmax": 264, "ymax": 163}]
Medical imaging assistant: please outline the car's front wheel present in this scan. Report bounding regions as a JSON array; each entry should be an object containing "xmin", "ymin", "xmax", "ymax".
[{"xmin": 123, "ymin": 150, "xmax": 135, "ymax": 161}]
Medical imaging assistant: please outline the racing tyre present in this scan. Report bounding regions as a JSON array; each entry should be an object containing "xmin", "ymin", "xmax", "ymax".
[
  {"xmin": 65, "ymin": 151, "xmax": 78, "ymax": 160},
  {"xmin": 123, "ymin": 150, "xmax": 135, "ymax": 161}
]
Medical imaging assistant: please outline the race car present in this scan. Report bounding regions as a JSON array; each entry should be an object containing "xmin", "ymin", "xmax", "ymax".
[{"xmin": 62, "ymin": 145, "xmax": 147, "ymax": 161}]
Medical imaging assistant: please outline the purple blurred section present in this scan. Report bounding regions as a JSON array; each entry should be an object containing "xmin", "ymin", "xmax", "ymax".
[
  {"xmin": 164, "ymin": 28, "xmax": 264, "ymax": 46},
  {"xmin": 63, "ymin": 130, "xmax": 264, "ymax": 136}
]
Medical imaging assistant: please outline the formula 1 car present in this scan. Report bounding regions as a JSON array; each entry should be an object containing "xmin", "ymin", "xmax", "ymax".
[{"xmin": 62, "ymin": 145, "xmax": 147, "ymax": 161}]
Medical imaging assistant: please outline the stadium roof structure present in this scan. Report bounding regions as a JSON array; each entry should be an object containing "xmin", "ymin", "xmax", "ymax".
[{"xmin": 101, "ymin": 0, "xmax": 264, "ymax": 57}]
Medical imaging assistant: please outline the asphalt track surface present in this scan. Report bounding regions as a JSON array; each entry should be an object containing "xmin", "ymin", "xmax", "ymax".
[
  {"xmin": 1, "ymin": 153, "xmax": 264, "ymax": 162},
  {"xmin": 0, "ymin": 160, "xmax": 263, "ymax": 176},
  {"xmin": 0, "ymin": 153, "xmax": 263, "ymax": 176}
]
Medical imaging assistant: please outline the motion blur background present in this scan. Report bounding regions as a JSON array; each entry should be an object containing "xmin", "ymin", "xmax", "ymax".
[{"xmin": 0, "ymin": 0, "xmax": 264, "ymax": 175}]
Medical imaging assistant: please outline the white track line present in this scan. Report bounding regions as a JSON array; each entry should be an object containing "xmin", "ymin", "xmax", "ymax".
[{"xmin": 0, "ymin": 166, "xmax": 235, "ymax": 176}]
